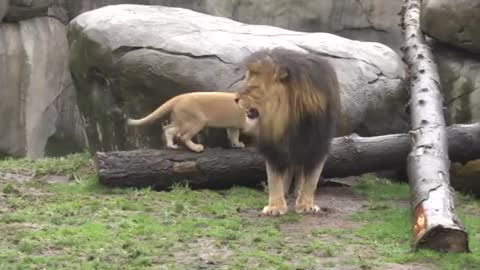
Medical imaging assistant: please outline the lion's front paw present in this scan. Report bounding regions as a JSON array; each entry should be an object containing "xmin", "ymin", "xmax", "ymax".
[
  {"xmin": 295, "ymin": 203, "xmax": 321, "ymax": 214},
  {"xmin": 262, "ymin": 204, "xmax": 288, "ymax": 216}
]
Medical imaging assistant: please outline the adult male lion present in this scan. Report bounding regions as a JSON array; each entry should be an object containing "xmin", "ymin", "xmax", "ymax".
[{"xmin": 235, "ymin": 48, "xmax": 340, "ymax": 216}]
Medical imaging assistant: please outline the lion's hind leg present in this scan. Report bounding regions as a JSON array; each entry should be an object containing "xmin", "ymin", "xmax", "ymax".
[
  {"xmin": 263, "ymin": 161, "xmax": 290, "ymax": 216},
  {"xmin": 294, "ymin": 158, "xmax": 326, "ymax": 214},
  {"xmin": 163, "ymin": 123, "xmax": 180, "ymax": 150},
  {"xmin": 226, "ymin": 128, "xmax": 245, "ymax": 148},
  {"xmin": 179, "ymin": 121, "xmax": 206, "ymax": 153}
]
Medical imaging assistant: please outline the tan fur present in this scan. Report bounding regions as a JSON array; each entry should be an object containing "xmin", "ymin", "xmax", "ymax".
[
  {"xmin": 127, "ymin": 92, "xmax": 258, "ymax": 152},
  {"xmin": 263, "ymin": 161, "xmax": 291, "ymax": 215},
  {"xmin": 235, "ymin": 48, "xmax": 340, "ymax": 216},
  {"xmin": 294, "ymin": 158, "xmax": 327, "ymax": 214}
]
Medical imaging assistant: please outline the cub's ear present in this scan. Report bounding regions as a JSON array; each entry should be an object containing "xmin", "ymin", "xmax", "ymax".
[
  {"xmin": 247, "ymin": 61, "xmax": 262, "ymax": 74},
  {"xmin": 277, "ymin": 66, "xmax": 288, "ymax": 81}
]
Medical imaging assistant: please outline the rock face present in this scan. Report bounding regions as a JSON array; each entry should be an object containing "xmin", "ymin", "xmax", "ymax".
[
  {"xmin": 421, "ymin": 0, "xmax": 480, "ymax": 54},
  {"xmin": 65, "ymin": 0, "xmax": 404, "ymax": 52},
  {"xmin": 0, "ymin": 17, "xmax": 86, "ymax": 158},
  {"xmin": 0, "ymin": 0, "xmax": 405, "ymax": 158},
  {"xmin": 65, "ymin": 0, "xmax": 194, "ymax": 18},
  {"xmin": 68, "ymin": 5, "xmax": 409, "ymax": 153},
  {"xmin": 208, "ymin": 0, "xmax": 404, "ymax": 53},
  {"xmin": 435, "ymin": 45, "xmax": 480, "ymax": 125},
  {"xmin": 3, "ymin": 0, "xmax": 69, "ymax": 23},
  {"xmin": 0, "ymin": 0, "xmax": 8, "ymax": 21}
]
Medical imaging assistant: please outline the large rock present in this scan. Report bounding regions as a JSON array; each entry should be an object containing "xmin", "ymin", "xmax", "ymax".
[
  {"xmin": 434, "ymin": 45, "xmax": 480, "ymax": 125},
  {"xmin": 66, "ymin": 0, "xmax": 195, "ymax": 18},
  {"xmin": 0, "ymin": 0, "xmax": 8, "ymax": 21},
  {"xmin": 206, "ymin": 0, "xmax": 404, "ymax": 53},
  {"xmin": 66, "ymin": 0, "xmax": 403, "ymax": 52},
  {"xmin": 0, "ymin": 1, "xmax": 405, "ymax": 158},
  {"xmin": 68, "ymin": 5, "xmax": 409, "ymax": 153},
  {"xmin": 421, "ymin": 0, "xmax": 480, "ymax": 54},
  {"xmin": 0, "ymin": 17, "xmax": 86, "ymax": 158},
  {"xmin": 3, "ymin": 0, "xmax": 68, "ymax": 23}
]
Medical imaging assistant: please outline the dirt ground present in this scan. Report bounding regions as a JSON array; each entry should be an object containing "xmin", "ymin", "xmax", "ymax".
[{"xmin": 234, "ymin": 186, "xmax": 436, "ymax": 270}]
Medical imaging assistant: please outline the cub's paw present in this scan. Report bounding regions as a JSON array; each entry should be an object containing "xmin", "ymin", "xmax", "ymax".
[
  {"xmin": 231, "ymin": 142, "xmax": 245, "ymax": 148},
  {"xmin": 190, "ymin": 144, "xmax": 205, "ymax": 153},
  {"xmin": 295, "ymin": 203, "xmax": 321, "ymax": 214},
  {"xmin": 262, "ymin": 204, "xmax": 288, "ymax": 216},
  {"xmin": 167, "ymin": 144, "xmax": 179, "ymax": 150}
]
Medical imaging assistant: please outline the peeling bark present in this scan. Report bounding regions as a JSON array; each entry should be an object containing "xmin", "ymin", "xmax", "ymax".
[
  {"xmin": 95, "ymin": 124, "xmax": 480, "ymax": 191},
  {"xmin": 400, "ymin": 0, "xmax": 469, "ymax": 252}
]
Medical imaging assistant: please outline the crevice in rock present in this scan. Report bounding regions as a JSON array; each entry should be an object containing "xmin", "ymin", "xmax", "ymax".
[
  {"xmin": 40, "ymin": 83, "xmax": 71, "ymax": 115},
  {"xmin": 205, "ymin": 28, "xmax": 306, "ymax": 37},
  {"xmin": 297, "ymin": 44, "xmax": 402, "ymax": 81},
  {"xmin": 112, "ymin": 45, "xmax": 234, "ymax": 65},
  {"xmin": 335, "ymin": 26, "xmax": 388, "ymax": 34},
  {"xmin": 367, "ymin": 76, "xmax": 380, "ymax": 84},
  {"xmin": 368, "ymin": 70, "xmax": 404, "ymax": 85},
  {"xmin": 226, "ymin": 74, "xmax": 246, "ymax": 89},
  {"xmin": 444, "ymin": 87, "xmax": 479, "ymax": 107}
]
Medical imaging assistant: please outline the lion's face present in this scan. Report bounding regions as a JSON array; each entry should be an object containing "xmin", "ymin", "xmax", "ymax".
[{"xmin": 234, "ymin": 57, "xmax": 288, "ymax": 117}]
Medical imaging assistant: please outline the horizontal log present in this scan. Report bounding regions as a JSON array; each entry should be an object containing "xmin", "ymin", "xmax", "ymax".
[{"xmin": 95, "ymin": 124, "xmax": 480, "ymax": 190}]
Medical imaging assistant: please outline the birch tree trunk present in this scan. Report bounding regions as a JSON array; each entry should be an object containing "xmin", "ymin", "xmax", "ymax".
[{"xmin": 400, "ymin": 0, "xmax": 469, "ymax": 252}]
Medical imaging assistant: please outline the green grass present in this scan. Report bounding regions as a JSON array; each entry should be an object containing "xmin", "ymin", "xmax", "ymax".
[
  {"xmin": 345, "ymin": 174, "xmax": 480, "ymax": 270},
  {"xmin": 352, "ymin": 173, "xmax": 410, "ymax": 200},
  {"xmin": 0, "ymin": 153, "xmax": 91, "ymax": 175},
  {"xmin": 0, "ymin": 156, "xmax": 479, "ymax": 269}
]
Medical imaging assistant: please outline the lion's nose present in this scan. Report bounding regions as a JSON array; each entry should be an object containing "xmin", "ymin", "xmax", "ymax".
[{"xmin": 234, "ymin": 98, "xmax": 239, "ymax": 104}]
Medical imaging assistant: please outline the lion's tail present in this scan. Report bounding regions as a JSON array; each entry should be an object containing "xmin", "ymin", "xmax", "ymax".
[{"xmin": 127, "ymin": 96, "xmax": 178, "ymax": 126}]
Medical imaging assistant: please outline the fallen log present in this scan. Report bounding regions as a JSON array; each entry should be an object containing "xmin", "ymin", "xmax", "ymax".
[
  {"xmin": 400, "ymin": 0, "xmax": 469, "ymax": 252},
  {"xmin": 96, "ymin": 124, "xmax": 480, "ymax": 190}
]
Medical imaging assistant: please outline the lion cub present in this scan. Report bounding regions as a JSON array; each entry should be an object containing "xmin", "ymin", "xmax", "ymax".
[{"xmin": 127, "ymin": 92, "xmax": 258, "ymax": 152}]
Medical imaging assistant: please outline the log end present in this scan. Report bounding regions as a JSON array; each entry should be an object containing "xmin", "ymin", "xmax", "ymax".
[
  {"xmin": 413, "ymin": 204, "xmax": 469, "ymax": 253},
  {"xmin": 416, "ymin": 227, "xmax": 470, "ymax": 253}
]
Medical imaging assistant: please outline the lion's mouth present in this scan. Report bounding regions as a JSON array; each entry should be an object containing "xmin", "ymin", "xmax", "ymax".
[
  {"xmin": 235, "ymin": 97, "xmax": 259, "ymax": 119},
  {"xmin": 246, "ymin": 107, "xmax": 259, "ymax": 119}
]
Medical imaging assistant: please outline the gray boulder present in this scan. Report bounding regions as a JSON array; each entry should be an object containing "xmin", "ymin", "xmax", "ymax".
[
  {"xmin": 421, "ymin": 0, "xmax": 480, "ymax": 54},
  {"xmin": 66, "ymin": 0, "xmax": 403, "ymax": 52},
  {"xmin": 3, "ymin": 0, "xmax": 68, "ymax": 23},
  {"xmin": 435, "ymin": 45, "xmax": 480, "ymax": 125},
  {"xmin": 0, "ymin": 17, "xmax": 86, "ymax": 158},
  {"xmin": 205, "ymin": 0, "xmax": 404, "ymax": 53},
  {"xmin": 66, "ymin": 0, "xmax": 200, "ymax": 18},
  {"xmin": 68, "ymin": 5, "xmax": 409, "ymax": 153},
  {"xmin": 0, "ymin": 0, "xmax": 8, "ymax": 21}
]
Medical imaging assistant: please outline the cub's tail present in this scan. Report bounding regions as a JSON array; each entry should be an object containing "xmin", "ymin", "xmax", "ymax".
[{"xmin": 127, "ymin": 96, "xmax": 178, "ymax": 126}]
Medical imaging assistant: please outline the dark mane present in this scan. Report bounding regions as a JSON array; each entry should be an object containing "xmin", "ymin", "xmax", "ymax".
[{"xmin": 244, "ymin": 48, "xmax": 341, "ymax": 175}]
